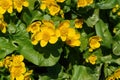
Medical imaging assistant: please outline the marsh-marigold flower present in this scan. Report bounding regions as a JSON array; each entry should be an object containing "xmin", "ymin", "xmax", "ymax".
[
  {"xmin": 57, "ymin": 20, "xmax": 70, "ymax": 41},
  {"xmin": 86, "ymin": 54, "xmax": 97, "ymax": 65},
  {"xmin": 48, "ymin": 3, "xmax": 60, "ymax": 16},
  {"xmin": 14, "ymin": 0, "xmax": 29, "ymax": 12},
  {"xmin": 75, "ymin": 19, "xmax": 83, "ymax": 28},
  {"xmin": 0, "ymin": 0, "xmax": 13, "ymax": 14},
  {"xmin": 114, "ymin": 69, "xmax": 120, "ymax": 79},
  {"xmin": 66, "ymin": 28, "xmax": 81, "ymax": 47},
  {"xmin": 89, "ymin": 36, "xmax": 102, "ymax": 52},
  {"xmin": 38, "ymin": 27, "xmax": 58, "ymax": 47},
  {"xmin": 40, "ymin": 0, "xmax": 55, "ymax": 10},
  {"xmin": 106, "ymin": 75, "xmax": 115, "ymax": 80},
  {"xmin": 27, "ymin": 21, "xmax": 41, "ymax": 34},
  {"xmin": 77, "ymin": 0, "xmax": 93, "ymax": 8}
]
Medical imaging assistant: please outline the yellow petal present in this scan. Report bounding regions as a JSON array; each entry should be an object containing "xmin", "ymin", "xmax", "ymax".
[
  {"xmin": 40, "ymin": 40, "xmax": 48, "ymax": 47},
  {"xmin": 2, "ymin": 26, "xmax": 6, "ymax": 33},
  {"xmin": 17, "ymin": 6, "xmax": 23, "ymax": 13},
  {"xmin": 40, "ymin": 4, "xmax": 47, "ymax": 10},
  {"xmin": 7, "ymin": 6, "xmax": 13, "ymax": 13},
  {"xmin": 0, "ymin": 7, "xmax": 6, "ymax": 14},
  {"xmin": 49, "ymin": 36, "xmax": 58, "ymax": 44},
  {"xmin": 77, "ymin": 0, "xmax": 87, "ymax": 7},
  {"xmin": 61, "ymin": 36, "xmax": 66, "ymax": 41},
  {"xmin": 23, "ymin": 1, "xmax": 29, "ymax": 7},
  {"xmin": 16, "ymin": 75, "xmax": 24, "ymax": 80}
]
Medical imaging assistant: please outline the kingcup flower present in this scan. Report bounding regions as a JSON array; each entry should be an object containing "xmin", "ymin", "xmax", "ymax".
[
  {"xmin": 77, "ymin": 0, "xmax": 93, "ymax": 8},
  {"xmin": 40, "ymin": 0, "xmax": 64, "ymax": 16},
  {"xmin": 75, "ymin": 19, "xmax": 83, "ymax": 29},
  {"xmin": 86, "ymin": 54, "xmax": 97, "ymax": 65},
  {"xmin": 89, "ymin": 36, "xmax": 102, "ymax": 52},
  {"xmin": 27, "ymin": 20, "xmax": 81, "ymax": 47},
  {"xmin": 106, "ymin": 68, "xmax": 120, "ymax": 80},
  {"xmin": 27, "ymin": 20, "xmax": 59, "ymax": 47},
  {"xmin": 0, "ymin": 0, "xmax": 29, "ymax": 14},
  {"xmin": 57, "ymin": 20, "xmax": 70, "ymax": 41},
  {"xmin": 0, "ymin": 55, "xmax": 33, "ymax": 80}
]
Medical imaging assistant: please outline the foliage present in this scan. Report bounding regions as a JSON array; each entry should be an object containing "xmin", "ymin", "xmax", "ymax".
[{"xmin": 0, "ymin": 0, "xmax": 120, "ymax": 80}]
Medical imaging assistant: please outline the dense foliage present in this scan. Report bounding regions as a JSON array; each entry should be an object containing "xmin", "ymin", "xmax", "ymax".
[{"xmin": 0, "ymin": 0, "xmax": 120, "ymax": 80}]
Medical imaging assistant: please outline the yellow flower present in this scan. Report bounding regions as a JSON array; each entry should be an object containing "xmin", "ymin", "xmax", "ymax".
[
  {"xmin": 0, "ymin": 0, "xmax": 13, "ymax": 14},
  {"xmin": 86, "ymin": 0, "xmax": 93, "ymax": 5},
  {"xmin": 3, "ymin": 56, "xmax": 12, "ymax": 68},
  {"xmin": 117, "ymin": 12, "xmax": 120, "ymax": 16},
  {"xmin": 56, "ymin": 0, "xmax": 65, "ymax": 3},
  {"xmin": 10, "ymin": 63, "xmax": 26, "ymax": 80},
  {"xmin": 106, "ymin": 75, "xmax": 115, "ymax": 80},
  {"xmin": 31, "ymin": 32, "xmax": 41, "ymax": 45},
  {"xmin": 114, "ymin": 69, "xmax": 120, "ymax": 79},
  {"xmin": 77, "ymin": 0, "xmax": 93, "ymax": 8},
  {"xmin": 27, "ymin": 21, "xmax": 41, "ymax": 34},
  {"xmin": 75, "ymin": 19, "xmax": 83, "ymax": 28},
  {"xmin": 40, "ymin": 0, "xmax": 55, "ymax": 10},
  {"xmin": 48, "ymin": 3, "xmax": 60, "ymax": 16},
  {"xmin": 77, "ymin": 0, "xmax": 87, "ymax": 7},
  {"xmin": 41, "ymin": 20, "xmax": 55, "ymax": 29},
  {"xmin": 89, "ymin": 36, "xmax": 102, "ymax": 52},
  {"xmin": 86, "ymin": 54, "xmax": 97, "ymax": 65},
  {"xmin": 38, "ymin": 27, "xmax": 58, "ymax": 47},
  {"xmin": 57, "ymin": 20, "xmax": 70, "ymax": 41},
  {"xmin": 66, "ymin": 28, "xmax": 81, "ymax": 47},
  {"xmin": 24, "ymin": 70, "xmax": 33, "ymax": 80},
  {"xmin": 14, "ymin": 0, "xmax": 29, "ymax": 12}
]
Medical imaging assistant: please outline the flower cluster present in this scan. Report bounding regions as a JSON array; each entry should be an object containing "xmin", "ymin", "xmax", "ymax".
[
  {"xmin": 89, "ymin": 36, "xmax": 102, "ymax": 52},
  {"xmin": 0, "ymin": 55, "xmax": 33, "ymax": 80},
  {"xmin": 86, "ymin": 54, "xmax": 97, "ymax": 65},
  {"xmin": 40, "ymin": 0, "xmax": 65, "ymax": 16},
  {"xmin": 77, "ymin": 0, "xmax": 93, "ymax": 8},
  {"xmin": 0, "ymin": 0, "xmax": 29, "ymax": 14},
  {"xmin": 0, "ymin": 14, "xmax": 7, "ymax": 33},
  {"xmin": 106, "ymin": 68, "xmax": 120, "ymax": 80},
  {"xmin": 27, "ymin": 20, "xmax": 81, "ymax": 47}
]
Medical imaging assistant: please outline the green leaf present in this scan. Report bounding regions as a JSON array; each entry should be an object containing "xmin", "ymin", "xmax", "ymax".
[
  {"xmin": 0, "ymin": 37, "xmax": 17, "ymax": 59},
  {"xmin": 113, "ymin": 41, "xmax": 120, "ymax": 56},
  {"xmin": 95, "ymin": 19, "xmax": 112, "ymax": 48},
  {"xmin": 28, "ymin": 0, "xmax": 36, "ymax": 10},
  {"xmin": 71, "ymin": 65, "xmax": 97, "ymax": 80},
  {"xmin": 79, "ymin": 30, "xmax": 88, "ymax": 52},
  {"xmin": 96, "ymin": 0, "xmax": 117, "ymax": 9},
  {"xmin": 14, "ymin": 38, "xmax": 62, "ymax": 66},
  {"xmin": 85, "ymin": 9, "xmax": 99, "ymax": 27}
]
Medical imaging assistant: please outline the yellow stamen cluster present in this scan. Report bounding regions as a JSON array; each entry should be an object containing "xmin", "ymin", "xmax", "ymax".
[
  {"xmin": 86, "ymin": 54, "xmax": 97, "ymax": 65},
  {"xmin": 89, "ymin": 36, "xmax": 102, "ymax": 52},
  {"xmin": 106, "ymin": 68, "xmax": 120, "ymax": 80},
  {"xmin": 77, "ymin": 0, "xmax": 93, "ymax": 8},
  {"xmin": 0, "ymin": 55, "xmax": 33, "ymax": 80},
  {"xmin": 0, "ymin": 14, "xmax": 7, "ymax": 33},
  {"xmin": 40, "ymin": 0, "xmax": 65, "ymax": 16},
  {"xmin": 27, "ymin": 20, "xmax": 81, "ymax": 47},
  {"xmin": 0, "ymin": 0, "xmax": 29, "ymax": 14}
]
